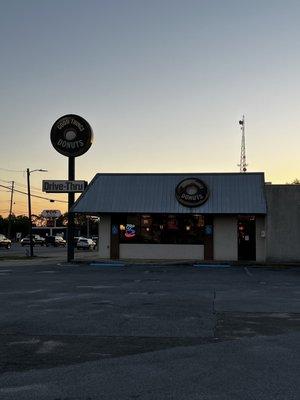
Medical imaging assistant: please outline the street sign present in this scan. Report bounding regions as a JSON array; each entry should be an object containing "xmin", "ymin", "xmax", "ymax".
[
  {"xmin": 41, "ymin": 210, "xmax": 62, "ymax": 219},
  {"xmin": 42, "ymin": 180, "xmax": 87, "ymax": 193}
]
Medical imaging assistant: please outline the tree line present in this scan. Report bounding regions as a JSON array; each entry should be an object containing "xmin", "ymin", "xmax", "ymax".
[{"xmin": 0, "ymin": 213, "xmax": 99, "ymax": 239}]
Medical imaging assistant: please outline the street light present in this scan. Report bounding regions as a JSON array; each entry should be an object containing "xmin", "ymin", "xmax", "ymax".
[{"xmin": 27, "ymin": 168, "xmax": 48, "ymax": 257}]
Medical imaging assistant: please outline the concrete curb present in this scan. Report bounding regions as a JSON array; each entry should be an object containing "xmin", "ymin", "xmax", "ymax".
[{"xmin": 1, "ymin": 255, "xmax": 299, "ymax": 269}]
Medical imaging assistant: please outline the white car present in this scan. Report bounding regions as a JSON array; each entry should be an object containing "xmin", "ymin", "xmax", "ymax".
[
  {"xmin": 21, "ymin": 235, "xmax": 45, "ymax": 246},
  {"xmin": 0, "ymin": 234, "xmax": 12, "ymax": 249},
  {"xmin": 76, "ymin": 237, "xmax": 96, "ymax": 250}
]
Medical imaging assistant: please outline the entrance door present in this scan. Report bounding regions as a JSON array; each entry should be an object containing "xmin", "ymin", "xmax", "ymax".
[{"xmin": 238, "ymin": 216, "xmax": 256, "ymax": 260}]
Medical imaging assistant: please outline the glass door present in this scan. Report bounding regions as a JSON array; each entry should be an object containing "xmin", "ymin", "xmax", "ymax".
[{"xmin": 238, "ymin": 216, "xmax": 256, "ymax": 261}]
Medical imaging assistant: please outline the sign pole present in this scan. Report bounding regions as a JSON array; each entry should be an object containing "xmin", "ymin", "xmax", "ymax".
[
  {"xmin": 49, "ymin": 114, "xmax": 93, "ymax": 263},
  {"xmin": 67, "ymin": 156, "xmax": 75, "ymax": 262}
]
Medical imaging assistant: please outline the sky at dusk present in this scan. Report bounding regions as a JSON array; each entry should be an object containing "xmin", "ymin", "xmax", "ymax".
[{"xmin": 0, "ymin": 0, "xmax": 300, "ymax": 216}]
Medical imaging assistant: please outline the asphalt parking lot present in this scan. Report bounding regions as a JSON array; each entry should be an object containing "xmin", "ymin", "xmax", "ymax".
[
  {"xmin": 0, "ymin": 242, "xmax": 97, "ymax": 260},
  {"xmin": 0, "ymin": 262, "xmax": 299, "ymax": 399}
]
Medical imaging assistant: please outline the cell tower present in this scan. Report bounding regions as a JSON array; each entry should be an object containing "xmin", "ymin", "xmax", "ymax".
[{"xmin": 238, "ymin": 115, "xmax": 248, "ymax": 173}]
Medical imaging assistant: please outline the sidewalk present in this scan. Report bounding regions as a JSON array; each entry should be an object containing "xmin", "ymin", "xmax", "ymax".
[{"xmin": 1, "ymin": 252, "xmax": 299, "ymax": 268}]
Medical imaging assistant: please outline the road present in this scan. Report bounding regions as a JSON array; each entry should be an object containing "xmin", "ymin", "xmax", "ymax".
[{"xmin": 0, "ymin": 263, "xmax": 299, "ymax": 399}]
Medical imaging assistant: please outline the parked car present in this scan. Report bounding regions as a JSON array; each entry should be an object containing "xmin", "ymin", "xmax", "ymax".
[
  {"xmin": 77, "ymin": 237, "xmax": 96, "ymax": 250},
  {"xmin": 0, "ymin": 234, "xmax": 12, "ymax": 249},
  {"xmin": 91, "ymin": 236, "xmax": 99, "ymax": 244},
  {"xmin": 20, "ymin": 236, "xmax": 35, "ymax": 247},
  {"xmin": 21, "ymin": 235, "xmax": 45, "ymax": 246},
  {"xmin": 73, "ymin": 236, "xmax": 80, "ymax": 245},
  {"xmin": 21, "ymin": 236, "xmax": 35, "ymax": 246},
  {"xmin": 45, "ymin": 236, "xmax": 67, "ymax": 247},
  {"xmin": 33, "ymin": 235, "xmax": 46, "ymax": 246}
]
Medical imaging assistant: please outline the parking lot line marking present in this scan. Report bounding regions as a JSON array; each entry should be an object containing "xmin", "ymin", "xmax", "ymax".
[{"xmin": 244, "ymin": 267, "xmax": 253, "ymax": 277}]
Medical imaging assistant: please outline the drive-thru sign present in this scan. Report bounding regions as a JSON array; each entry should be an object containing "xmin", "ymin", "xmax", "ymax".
[{"xmin": 43, "ymin": 180, "xmax": 87, "ymax": 193}]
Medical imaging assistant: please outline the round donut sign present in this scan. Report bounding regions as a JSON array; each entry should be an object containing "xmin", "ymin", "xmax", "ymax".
[
  {"xmin": 175, "ymin": 178, "xmax": 209, "ymax": 207},
  {"xmin": 50, "ymin": 114, "xmax": 93, "ymax": 157}
]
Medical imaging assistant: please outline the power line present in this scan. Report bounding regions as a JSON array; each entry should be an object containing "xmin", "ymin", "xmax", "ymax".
[
  {"xmin": 0, "ymin": 167, "xmax": 24, "ymax": 172},
  {"xmin": 0, "ymin": 179, "xmax": 41, "ymax": 193},
  {"xmin": 0, "ymin": 179, "xmax": 38, "ymax": 190},
  {"xmin": 0, "ymin": 184, "xmax": 68, "ymax": 203},
  {"xmin": 0, "ymin": 179, "xmax": 67, "ymax": 201}
]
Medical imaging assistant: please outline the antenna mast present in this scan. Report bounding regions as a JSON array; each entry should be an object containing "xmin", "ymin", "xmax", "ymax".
[{"xmin": 238, "ymin": 115, "xmax": 247, "ymax": 173}]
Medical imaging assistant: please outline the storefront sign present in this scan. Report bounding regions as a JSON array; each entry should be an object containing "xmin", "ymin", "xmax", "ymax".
[
  {"xmin": 50, "ymin": 114, "xmax": 93, "ymax": 157},
  {"xmin": 42, "ymin": 180, "xmax": 87, "ymax": 193},
  {"xmin": 175, "ymin": 178, "xmax": 209, "ymax": 207},
  {"xmin": 125, "ymin": 224, "xmax": 136, "ymax": 238},
  {"xmin": 41, "ymin": 210, "xmax": 62, "ymax": 219}
]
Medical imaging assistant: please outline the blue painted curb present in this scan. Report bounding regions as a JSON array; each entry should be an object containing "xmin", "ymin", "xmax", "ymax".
[
  {"xmin": 89, "ymin": 262, "xmax": 126, "ymax": 267},
  {"xmin": 194, "ymin": 264, "xmax": 231, "ymax": 268}
]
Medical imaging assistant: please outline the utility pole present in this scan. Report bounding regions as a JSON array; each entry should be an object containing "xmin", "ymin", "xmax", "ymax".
[
  {"xmin": 238, "ymin": 115, "xmax": 248, "ymax": 173},
  {"xmin": 26, "ymin": 168, "xmax": 47, "ymax": 257},
  {"xmin": 7, "ymin": 181, "xmax": 14, "ymax": 239},
  {"xmin": 27, "ymin": 169, "xmax": 34, "ymax": 257}
]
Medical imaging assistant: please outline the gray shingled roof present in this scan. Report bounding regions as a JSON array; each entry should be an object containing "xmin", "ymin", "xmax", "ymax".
[{"xmin": 71, "ymin": 173, "xmax": 267, "ymax": 214}]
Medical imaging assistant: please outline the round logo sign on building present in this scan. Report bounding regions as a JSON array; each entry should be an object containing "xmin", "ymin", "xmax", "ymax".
[
  {"xmin": 175, "ymin": 178, "xmax": 209, "ymax": 207},
  {"xmin": 50, "ymin": 114, "xmax": 93, "ymax": 157}
]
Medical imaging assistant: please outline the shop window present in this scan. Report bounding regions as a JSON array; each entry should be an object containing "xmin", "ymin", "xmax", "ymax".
[
  {"xmin": 119, "ymin": 214, "xmax": 205, "ymax": 244},
  {"xmin": 119, "ymin": 215, "xmax": 139, "ymax": 242},
  {"xmin": 141, "ymin": 215, "xmax": 153, "ymax": 243}
]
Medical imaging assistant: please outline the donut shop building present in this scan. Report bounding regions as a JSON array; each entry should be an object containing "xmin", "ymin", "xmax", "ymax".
[
  {"xmin": 72, "ymin": 172, "xmax": 300, "ymax": 262},
  {"xmin": 71, "ymin": 172, "xmax": 291, "ymax": 262}
]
